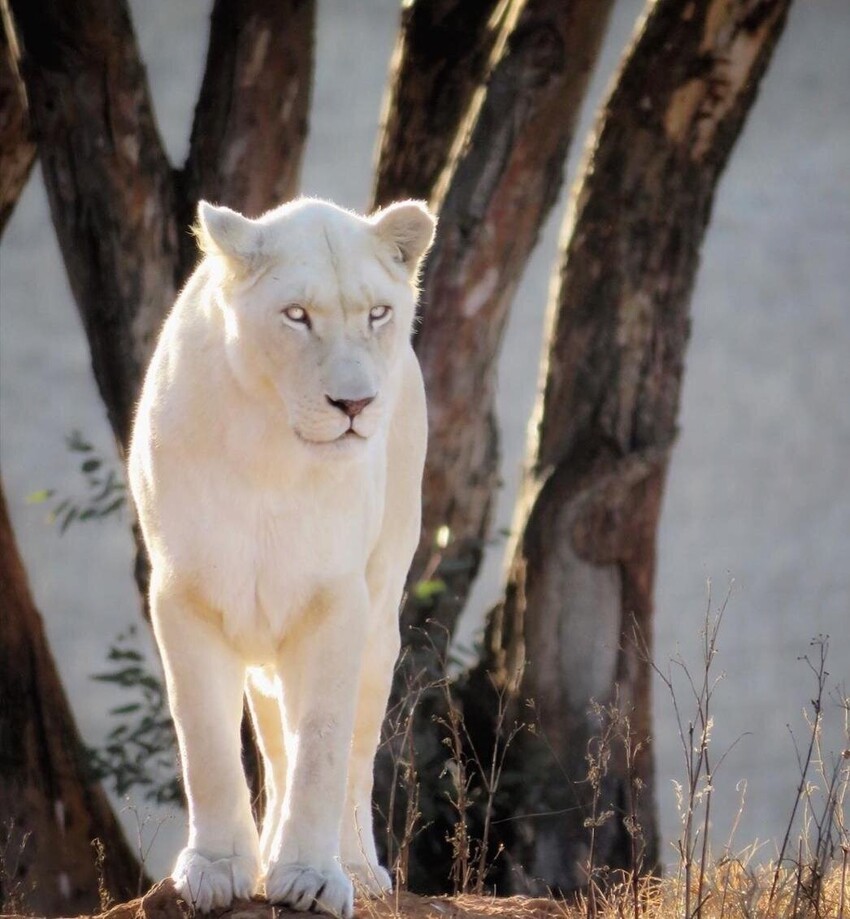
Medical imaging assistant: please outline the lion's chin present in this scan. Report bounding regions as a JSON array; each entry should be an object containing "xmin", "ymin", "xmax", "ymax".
[{"xmin": 294, "ymin": 428, "xmax": 370, "ymax": 455}]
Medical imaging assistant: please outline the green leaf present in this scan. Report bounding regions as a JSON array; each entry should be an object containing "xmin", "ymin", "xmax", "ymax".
[
  {"xmin": 109, "ymin": 703, "xmax": 141, "ymax": 716},
  {"xmin": 26, "ymin": 488, "xmax": 54, "ymax": 504},
  {"xmin": 92, "ymin": 471, "xmax": 121, "ymax": 502},
  {"xmin": 59, "ymin": 506, "xmax": 78, "ymax": 534},
  {"xmin": 412, "ymin": 578, "xmax": 448, "ymax": 602},
  {"xmin": 49, "ymin": 499, "xmax": 71, "ymax": 523},
  {"xmin": 107, "ymin": 648, "xmax": 143, "ymax": 662},
  {"xmin": 67, "ymin": 430, "xmax": 94, "ymax": 452},
  {"xmin": 99, "ymin": 496, "xmax": 125, "ymax": 518}
]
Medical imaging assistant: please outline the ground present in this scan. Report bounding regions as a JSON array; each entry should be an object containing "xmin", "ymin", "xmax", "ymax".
[{"xmin": 38, "ymin": 881, "xmax": 566, "ymax": 919}]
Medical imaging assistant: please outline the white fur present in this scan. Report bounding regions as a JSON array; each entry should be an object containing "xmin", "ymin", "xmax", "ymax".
[{"xmin": 129, "ymin": 197, "xmax": 435, "ymax": 917}]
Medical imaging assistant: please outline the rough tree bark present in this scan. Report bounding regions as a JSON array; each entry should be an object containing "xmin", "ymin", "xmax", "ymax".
[
  {"xmin": 370, "ymin": 0, "xmax": 615, "ymax": 891},
  {"xmin": 0, "ymin": 478, "xmax": 146, "ymax": 913},
  {"xmin": 0, "ymin": 9, "xmax": 34, "ymax": 231},
  {"xmin": 7, "ymin": 0, "xmax": 315, "ymax": 449},
  {"xmin": 402, "ymin": 0, "xmax": 617, "ymax": 661},
  {"xmin": 0, "ymin": 16, "xmax": 145, "ymax": 915},
  {"xmin": 7, "ymin": 0, "xmax": 180, "ymax": 448},
  {"xmin": 470, "ymin": 0, "xmax": 795, "ymax": 893},
  {"xmin": 175, "ymin": 0, "xmax": 315, "ymax": 270},
  {"xmin": 371, "ymin": 0, "xmax": 505, "ymax": 209},
  {"xmin": 0, "ymin": 31, "xmax": 144, "ymax": 914}
]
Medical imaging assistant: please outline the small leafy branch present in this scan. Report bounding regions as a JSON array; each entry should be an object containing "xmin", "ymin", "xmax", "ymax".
[
  {"xmin": 84, "ymin": 626, "xmax": 181, "ymax": 807},
  {"xmin": 27, "ymin": 430, "xmax": 126, "ymax": 533}
]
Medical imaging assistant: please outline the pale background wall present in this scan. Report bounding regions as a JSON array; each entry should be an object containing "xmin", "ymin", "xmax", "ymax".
[{"xmin": 1, "ymin": 0, "xmax": 847, "ymax": 881}]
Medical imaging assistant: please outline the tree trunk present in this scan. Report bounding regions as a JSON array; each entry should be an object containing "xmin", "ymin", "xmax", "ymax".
[
  {"xmin": 407, "ymin": 0, "xmax": 616, "ymax": 661},
  {"xmin": 373, "ymin": 0, "xmax": 615, "ymax": 890},
  {"xmin": 8, "ymin": 0, "xmax": 315, "ymax": 449},
  {"xmin": 370, "ymin": 0, "xmax": 504, "ymax": 209},
  {"xmin": 0, "ymin": 477, "xmax": 146, "ymax": 914},
  {"xmin": 0, "ymin": 8, "xmax": 35, "ymax": 234},
  {"xmin": 473, "ymin": 0, "xmax": 794, "ymax": 893},
  {"xmin": 0, "ymin": 32, "xmax": 144, "ymax": 914}
]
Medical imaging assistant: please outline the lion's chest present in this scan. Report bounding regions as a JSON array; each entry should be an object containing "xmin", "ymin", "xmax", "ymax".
[{"xmin": 183, "ymin": 453, "xmax": 386, "ymax": 657}]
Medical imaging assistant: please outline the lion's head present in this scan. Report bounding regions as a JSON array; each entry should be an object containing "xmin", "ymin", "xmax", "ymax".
[{"xmin": 194, "ymin": 197, "xmax": 435, "ymax": 450}]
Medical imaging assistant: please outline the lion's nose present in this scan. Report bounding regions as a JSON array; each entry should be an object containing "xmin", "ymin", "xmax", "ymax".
[{"xmin": 326, "ymin": 395, "xmax": 376, "ymax": 418}]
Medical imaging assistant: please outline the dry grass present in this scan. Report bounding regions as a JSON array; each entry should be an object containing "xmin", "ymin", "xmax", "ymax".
[
  {"xmin": 8, "ymin": 863, "xmax": 840, "ymax": 919},
  {"xmin": 3, "ymin": 592, "xmax": 847, "ymax": 919}
]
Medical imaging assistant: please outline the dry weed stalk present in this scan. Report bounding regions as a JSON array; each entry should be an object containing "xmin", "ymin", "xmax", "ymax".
[
  {"xmin": 583, "ymin": 702, "xmax": 616, "ymax": 918},
  {"xmin": 765, "ymin": 637, "xmax": 849, "ymax": 919},
  {"xmin": 439, "ymin": 685, "xmax": 474, "ymax": 894},
  {"xmin": 437, "ymin": 673, "xmax": 522, "ymax": 895},
  {"xmin": 378, "ymin": 644, "xmax": 431, "ymax": 891},
  {"xmin": 635, "ymin": 583, "xmax": 738, "ymax": 919},
  {"xmin": 91, "ymin": 837, "xmax": 112, "ymax": 912},
  {"xmin": 577, "ymin": 692, "xmax": 649, "ymax": 919},
  {"xmin": 629, "ymin": 585, "xmax": 849, "ymax": 919}
]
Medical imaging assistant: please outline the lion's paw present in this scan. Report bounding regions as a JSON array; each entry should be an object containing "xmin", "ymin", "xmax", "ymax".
[
  {"xmin": 173, "ymin": 847, "xmax": 260, "ymax": 912},
  {"xmin": 266, "ymin": 862, "xmax": 353, "ymax": 918},
  {"xmin": 347, "ymin": 860, "xmax": 392, "ymax": 897}
]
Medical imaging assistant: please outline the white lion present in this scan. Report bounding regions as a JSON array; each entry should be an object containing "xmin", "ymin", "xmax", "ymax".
[{"xmin": 128, "ymin": 197, "xmax": 435, "ymax": 917}]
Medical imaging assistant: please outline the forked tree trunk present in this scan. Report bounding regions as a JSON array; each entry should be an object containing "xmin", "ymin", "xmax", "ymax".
[
  {"xmin": 371, "ymin": 0, "xmax": 504, "ymax": 209},
  {"xmin": 470, "ymin": 0, "xmax": 794, "ymax": 893},
  {"xmin": 7, "ymin": 0, "xmax": 180, "ymax": 448},
  {"xmin": 3, "ymin": 0, "xmax": 796, "ymax": 900},
  {"xmin": 7, "ymin": 0, "xmax": 315, "ymax": 449},
  {"xmin": 5, "ymin": 0, "xmax": 315, "ymax": 628},
  {"xmin": 174, "ymin": 0, "xmax": 315, "ymax": 271},
  {"xmin": 0, "ymin": 478, "xmax": 146, "ymax": 913}
]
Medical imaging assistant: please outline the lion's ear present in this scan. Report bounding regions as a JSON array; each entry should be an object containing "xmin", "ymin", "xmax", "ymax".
[
  {"xmin": 194, "ymin": 201, "xmax": 264, "ymax": 264},
  {"xmin": 370, "ymin": 200, "xmax": 436, "ymax": 275}
]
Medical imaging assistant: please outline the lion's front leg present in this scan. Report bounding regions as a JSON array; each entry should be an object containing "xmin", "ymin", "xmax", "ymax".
[
  {"xmin": 340, "ymin": 615, "xmax": 399, "ymax": 897},
  {"xmin": 152, "ymin": 584, "xmax": 261, "ymax": 911},
  {"xmin": 265, "ymin": 580, "xmax": 369, "ymax": 919}
]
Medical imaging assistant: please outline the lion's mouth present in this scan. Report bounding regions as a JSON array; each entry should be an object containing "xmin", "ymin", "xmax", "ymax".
[{"xmin": 295, "ymin": 426, "xmax": 367, "ymax": 447}]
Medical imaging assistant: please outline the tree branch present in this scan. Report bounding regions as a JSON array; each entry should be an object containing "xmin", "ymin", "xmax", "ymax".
[
  {"xmin": 371, "ymin": 0, "xmax": 504, "ymax": 209},
  {"xmin": 375, "ymin": 2, "xmax": 615, "ymax": 885},
  {"xmin": 177, "ymin": 0, "xmax": 315, "ymax": 276},
  {"xmin": 406, "ymin": 0, "xmax": 616, "ymax": 644},
  {"xmin": 0, "ymin": 5, "xmax": 35, "ymax": 235}
]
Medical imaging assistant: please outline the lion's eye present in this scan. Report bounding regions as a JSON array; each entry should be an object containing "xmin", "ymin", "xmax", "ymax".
[
  {"xmin": 282, "ymin": 305, "xmax": 311, "ymax": 328},
  {"xmin": 369, "ymin": 304, "xmax": 392, "ymax": 326}
]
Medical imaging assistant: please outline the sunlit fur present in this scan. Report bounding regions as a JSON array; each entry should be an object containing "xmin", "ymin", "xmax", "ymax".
[{"xmin": 129, "ymin": 197, "xmax": 435, "ymax": 917}]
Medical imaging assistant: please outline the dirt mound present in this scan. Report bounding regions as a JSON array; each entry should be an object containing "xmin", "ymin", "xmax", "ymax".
[{"xmin": 32, "ymin": 880, "xmax": 567, "ymax": 919}]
